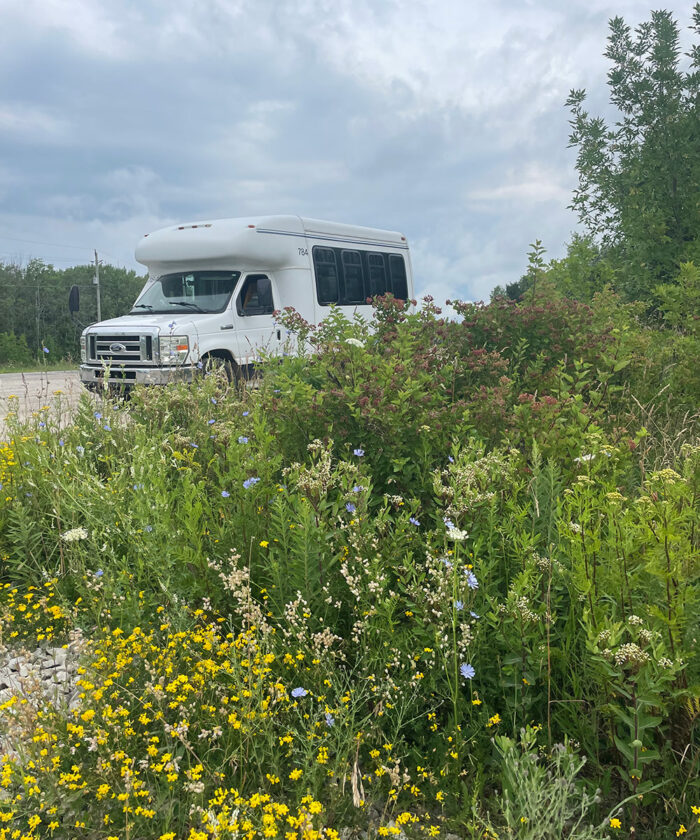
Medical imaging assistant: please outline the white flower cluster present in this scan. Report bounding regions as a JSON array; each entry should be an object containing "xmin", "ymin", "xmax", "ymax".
[
  {"xmin": 614, "ymin": 643, "xmax": 650, "ymax": 667},
  {"xmin": 60, "ymin": 527, "xmax": 88, "ymax": 543}
]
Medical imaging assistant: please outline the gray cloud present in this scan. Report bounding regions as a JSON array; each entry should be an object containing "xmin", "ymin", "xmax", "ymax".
[{"xmin": 0, "ymin": 0, "xmax": 694, "ymax": 301}]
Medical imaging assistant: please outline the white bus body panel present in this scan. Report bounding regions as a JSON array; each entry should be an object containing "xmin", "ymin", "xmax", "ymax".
[{"xmin": 79, "ymin": 215, "xmax": 413, "ymax": 387}]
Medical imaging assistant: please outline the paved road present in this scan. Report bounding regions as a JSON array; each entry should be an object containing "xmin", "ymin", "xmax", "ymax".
[{"xmin": 0, "ymin": 370, "xmax": 85, "ymax": 440}]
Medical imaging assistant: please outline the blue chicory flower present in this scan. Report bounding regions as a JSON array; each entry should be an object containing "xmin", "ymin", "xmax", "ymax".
[
  {"xmin": 291, "ymin": 687, "xmax": 307, "ymax": 698},
  {"xmin": 221, "ymin": 490, "xmax": 230, "ymax": 498},
  {"xmin": 243, "ymin": 477, "xmax": 260, "ymax": 489},
  {"xmin": 460, "ymin": 663, "xmax": 475, "ymax": 680},
  {"xmin": 444, "ymin": 518, "xmax": 455, "ymax": 530},
  {"xmin": 208, "ymin": 419, "xmax": 216, "ymax": 425},
  {"xmin": 238, "ymin": 436, "xmax": 249, "ymax": 444},
  {"xmin": 76, "ymin": 445, "xmax": 85, "ymax": 456},
  {"xmin": 465, "ymin": 570, "xmax": 479, "ymax": 590},
  {"xmin": 470, "ymin": 611, "xmax": 480, "ymax": 619},
  {"xmin": 454, "ymin": 600, "xmax": 464, "ymax": 611},
  {"xmin": 325, "ymin": 712, "xmax": 335, "ymax": 727},
  {"xmin": 353, "ymin": 448, "xmax": 365, "ymax": 457},
  {"xmin": 94, "ymin": 569, "xmax": 104, "ymax": 578},
  {"xmin": 352, "ymin": 485, "xmax": 364, "ymax": 493},
  {"xmin": 346, "ymin": 502, "xmax": 356, "ymax": 513},
  {"xmin": 103, "ymin": 424, "xmax": 111, "ymax": 431},
  {"xmin": 59, "ymin": 439, "xmax": 64, "ymax": 447},
  {"xmin": 94, "ymin": 412, "xmax": 102, "ymax": 420},
  {"xmin": 144, "ymin": 525, "xmax": 153, "ymax": 532},
  {"xmin": 409, "ymin": 517, "xmax": 420, "ymax": 526},
  {"xmin": 39, "ymin": 421, "xmax": 46, "ymax": 428},
  {"xmin": 242, "ymin": 411, "xmax": 249, "ymax": 416},
  {"xmin": 43, "ymin": 346, "xmax": 49, "ymax": 354}
]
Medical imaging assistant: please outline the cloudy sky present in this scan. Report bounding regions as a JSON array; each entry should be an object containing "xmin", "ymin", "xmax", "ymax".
[{"xmin": 0, "ymin": 0, "xmax": 695, "ymax": 303}]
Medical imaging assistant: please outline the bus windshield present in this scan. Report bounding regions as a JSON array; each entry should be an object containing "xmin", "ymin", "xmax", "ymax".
[{"xmin": 129, "ymin": 271, "xmax": 241, "ymax": 314}]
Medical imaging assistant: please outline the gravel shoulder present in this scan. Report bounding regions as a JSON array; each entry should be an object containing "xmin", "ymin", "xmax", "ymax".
[{"xmin": 0, "ymin": 370, "xmax": 86, "ymax": 440}]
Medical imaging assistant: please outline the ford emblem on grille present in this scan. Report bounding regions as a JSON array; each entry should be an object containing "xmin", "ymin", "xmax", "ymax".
[{"xmin": 110, "ymin": 342, "xmax": 127, "ymax": 353}]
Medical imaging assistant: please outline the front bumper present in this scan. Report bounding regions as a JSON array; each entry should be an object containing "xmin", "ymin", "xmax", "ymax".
[{"xmin": 79, "ymin": 364, "xmax": 196, "ymax": 387}]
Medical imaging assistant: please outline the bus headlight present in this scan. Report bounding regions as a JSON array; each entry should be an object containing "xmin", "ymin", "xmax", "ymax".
[
  {"xmin": 159, "ymin": 335, "xmax": 189, "ymax": 363},
  {"xmin": 80, "ymin": 334, "xmax": 87, "ymax": 362}
]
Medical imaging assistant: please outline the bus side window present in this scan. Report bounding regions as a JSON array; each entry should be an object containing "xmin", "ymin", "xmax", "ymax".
[
  {"xmin": 341, "ymin": 250, "xmax": 364, "ymax": 303},
  {"xmin": 389, "ymin": 255, "xmax": 408, "ymax": 300},
  {"xmin": 367, "ymin": 253, "xmax": 387, "ymax": 298},
  {"xmin": 237, "ymin": 274, "xmax": 274, "ymax": 316},
  {"xmin": 313, "ymin": 247, "xmax": 339, "ymax": 305}
]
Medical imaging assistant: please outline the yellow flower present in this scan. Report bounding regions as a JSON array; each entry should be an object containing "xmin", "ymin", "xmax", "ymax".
[
  {"xmin": 676, "ymin": 826, "xmax": 687, "ymax": 837},
  {"xmin": 609, "ymin": 818, "xmax": 622, "ymax": 829},
  {"xmin": 486, "ymin": 713, "xmax": 501, "ymax": 727},
  {"xmin": 259, "ymin": 540, "xmax": 269, "ymax": 548}
]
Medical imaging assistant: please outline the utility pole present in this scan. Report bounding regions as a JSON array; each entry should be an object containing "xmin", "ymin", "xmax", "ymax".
[
  {"xmin": 36, "ymin": 285, "xmax": 41, "ymax": 352},
  {"xmin": 94, "ymin": 250, "xmax": 102, "ymax": 322}
]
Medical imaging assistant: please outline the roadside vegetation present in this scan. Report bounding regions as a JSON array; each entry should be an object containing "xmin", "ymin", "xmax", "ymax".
[
  {"xmin": 0, "ymin": 6, "xmax": 699, "ymax": 840},
  {"xmin": 0, "ymin": 275, "xmax": 698, "ymax": 839}
]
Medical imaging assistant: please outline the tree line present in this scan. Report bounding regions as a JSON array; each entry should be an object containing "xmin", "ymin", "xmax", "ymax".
[{"xmin": 0, "ymin": 261, "xmax": 144, "ymax": 366}]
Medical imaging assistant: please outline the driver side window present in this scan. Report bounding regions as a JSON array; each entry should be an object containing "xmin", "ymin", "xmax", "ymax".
[{"xmin": 236, "ymin": 274, "xmax": 274, "ymax": 316}]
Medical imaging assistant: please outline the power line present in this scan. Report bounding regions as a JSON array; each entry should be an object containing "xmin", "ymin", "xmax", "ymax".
[
  {"xmin": 0, "ymin": 234, "xmax": 94, "ymax": 251},
  {"xmin": 0, "ymin": 255, "xmax": 93, "ymax": 265},
  {"xmin": 0, "ymin": 236, "xmax": 118, "ymax": 263}
]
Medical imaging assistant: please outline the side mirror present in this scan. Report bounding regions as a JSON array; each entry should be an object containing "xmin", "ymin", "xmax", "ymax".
[{"xmin": 68, "ymin": 285, "xmax": 80, "ymax": 313}]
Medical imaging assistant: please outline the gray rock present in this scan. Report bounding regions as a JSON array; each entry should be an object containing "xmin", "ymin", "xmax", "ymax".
[
  {"xmin": 2, "ymin": 675, "xmax": 22, "ymax": 694},
  {"xmin": 52, "ymin": 649, "xmax": 68, "ymax": 666},
  {"xmin": 0, "ymin": 644, "xmax": 80, "ymax": 715}
]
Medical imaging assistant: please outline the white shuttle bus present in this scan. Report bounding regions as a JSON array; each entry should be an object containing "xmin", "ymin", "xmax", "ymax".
[{"xmin": 78, "ymin": 215, "xmax": 413, "ymax": 388}]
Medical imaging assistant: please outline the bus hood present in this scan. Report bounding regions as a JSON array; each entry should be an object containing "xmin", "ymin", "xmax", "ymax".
[{"xmin": 85, "ymin": 313, "xmax": 200, "ymax": 335}]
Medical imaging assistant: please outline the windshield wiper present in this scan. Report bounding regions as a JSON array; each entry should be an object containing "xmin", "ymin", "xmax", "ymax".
[
  {"xmin": 169, "ymin": 301, "xmax": 206, "ymax": 312},
  {"xmin": 130, "ymin": 303, "xmax": 153, "ymax": 312}
]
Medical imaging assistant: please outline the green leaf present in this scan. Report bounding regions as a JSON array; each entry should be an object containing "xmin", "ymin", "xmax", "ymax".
[{"xmin": 614, "ymin": 734, "xmax": 634, "ymax": 762}]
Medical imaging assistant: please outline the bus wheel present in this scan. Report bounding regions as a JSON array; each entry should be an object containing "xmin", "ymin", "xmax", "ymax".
[{"xmin": 201, "ymin": 354, "xmax": 236, "ymax": 384}]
